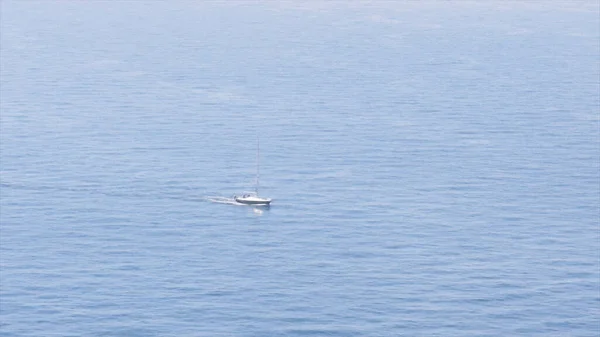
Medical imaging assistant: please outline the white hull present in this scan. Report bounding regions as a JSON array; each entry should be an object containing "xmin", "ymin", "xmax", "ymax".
[{"xmin": 234, "ymin": 195, "xmax": 272, "ymax": 205}]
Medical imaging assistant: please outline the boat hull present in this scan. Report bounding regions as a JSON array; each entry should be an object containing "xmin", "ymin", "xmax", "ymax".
[{"xmin": 235, "ymin": 197, "xmax": 272, "ymax": 205}]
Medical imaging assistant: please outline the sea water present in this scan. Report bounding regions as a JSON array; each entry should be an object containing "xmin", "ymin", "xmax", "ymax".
[{"xmin": 1, "ymin": 1, "xmax": 599, "ymax": 336}]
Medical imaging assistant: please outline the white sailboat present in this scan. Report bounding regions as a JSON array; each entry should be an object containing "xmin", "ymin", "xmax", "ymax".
[{"xmin": 234, "ymin": 138, "xmax": 272, "ymax": 206}]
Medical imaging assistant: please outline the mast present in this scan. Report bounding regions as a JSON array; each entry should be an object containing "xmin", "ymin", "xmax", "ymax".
[{"xmin": 256, "ymin": 136, "xmax": 260, "ymax": 195}]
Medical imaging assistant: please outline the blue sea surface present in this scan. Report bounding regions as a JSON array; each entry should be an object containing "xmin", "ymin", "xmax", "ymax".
[{"xmin": 1, "ymin": 1, "xmax": 599, "ymax": 336}]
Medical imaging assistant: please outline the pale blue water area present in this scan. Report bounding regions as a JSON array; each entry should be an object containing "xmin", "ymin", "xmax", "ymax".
[{"xmin": 1, "ymin": 1, "xmax": 599, "ymax": 336}]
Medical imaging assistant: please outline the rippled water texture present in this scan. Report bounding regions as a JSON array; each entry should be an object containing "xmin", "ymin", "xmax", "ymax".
[{"xmin": 1, "ymin": 1, "xmax": 599, "ymax": 336}]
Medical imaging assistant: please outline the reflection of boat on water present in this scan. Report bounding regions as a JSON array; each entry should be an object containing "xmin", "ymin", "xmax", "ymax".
[{"xmin": 234, "ymin": 138, "xmax": 272, "ymax": 206}]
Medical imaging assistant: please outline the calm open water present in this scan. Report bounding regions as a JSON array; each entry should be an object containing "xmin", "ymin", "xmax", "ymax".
[{"xmin": 1, "ymin": 1, "xmax": 599, "ymax": 336}]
